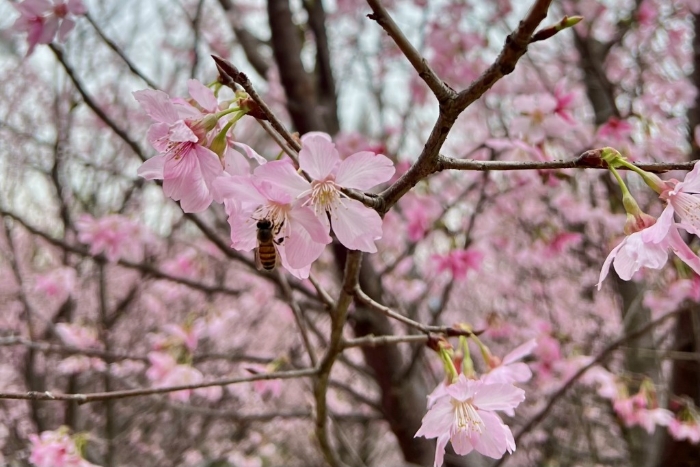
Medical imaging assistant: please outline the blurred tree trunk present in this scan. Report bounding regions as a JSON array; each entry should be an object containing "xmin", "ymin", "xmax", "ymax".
[
  {"xmin": 655, "ymin": 12, "xmax": 700, "ymax": 467},
  {"xmin": 575, "ymin": 28, "xmax": 662, "ymax": 467}
]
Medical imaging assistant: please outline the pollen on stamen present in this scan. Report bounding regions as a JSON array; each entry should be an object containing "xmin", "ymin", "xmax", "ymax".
[{"xmin": 453, "ymin": 400, "xmax": 485, "ymax": 434}]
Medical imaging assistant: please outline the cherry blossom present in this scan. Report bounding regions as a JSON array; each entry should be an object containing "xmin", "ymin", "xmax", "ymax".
[
  {"xmin": 597, "ymin": 206, "xmax": 700, "ymax": 289},
  {"xmin": 483, "ymin": 339, "xmax": 537, "ymax": 384},
  {"xmin": 415, "ymin": 375, "xmax": 525, "ymax": 466},
  {"xmin": 28, "ymin": 428, "xmax": 98, "ymax": 467},
  {"xmin": 134, "ymin": 81, "xmax": 224, "ymax": 213},
  {"xmin": 613, "ymin": 392, "xmax": 673, "ymax": 434},
  {"xmin": 432, "ymin": 249, "xmax": 484, "ymax": 280},
  {"xmin": 668, "ymin": 417, "xmax": 700, "ymax": 444},
  {"xmin": 33, "ymin": 267, "xmax": 76, "ymax": 304},
  {"xmin": 213, "ymin": 162, "xmax": 332, "ymax": 278},
  {"xmin": 257, "ymin": 133, "xmax": 394, "ymax": 253},
  {"xmin": 11, "ymin": 0, "xmax": 86, "ymax": 56},
  {"xmin": 75, "ymin": 214, "xmax": 143, "ymax": 262}
]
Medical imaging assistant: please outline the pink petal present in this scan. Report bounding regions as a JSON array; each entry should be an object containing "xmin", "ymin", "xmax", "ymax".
[
  {"xmin": 299, "ymin": 136, "xmax": 339, "ymax": 180},
  {"xmin": 281, "ymin": 221, "xmax": 326, "ymax": 270},
  {"xmin": 472, "ymin": 383, "xmax": 525, "ymax": 411},
  {"xmin": 133, "ymin": 89, "xmax": 178, "ymax": 124},
  {"xmin": 168, "ymin": 120, "xmax": 198, "ymax": 143},
  {"xmin": 485, "ymin": 363, "xmax": 533, "ymax": 384},
  {"xmin": 677, "ymin": 161, "xmax": 700, "ymax": 193},
  {"xmin": 330, "ymin": 199, "xmax": 383, "ymax": 253},
  {"xmin": 278, "ymin": 246, "xmax": 312, "ymax": 280},
  {"xmin": 667, "ymin": 226, "xmax": 700, "ymax": 276},
  {"xmin": 255, "ymin": 160, "xmax": 309, "ymax": 196},
  {"xmin": 187, "ymin": 79, "xmax": 218, "ymax": 113},
  {"xmin": 503, "ymin": 339, "xmax": 538, "ymax": 364},
  {"xmin": 450, "ymin": 429, "xmax": 476, "ymax": 456},
  {"xmin": 67, "ymin": 0, "xmax": 87, "ymax": 14},
  {"xmin": 301, "ymin": 131, "xmax": 332, "ymax": 143},
  {"xmin": 162, "ymin": 152, "xmax": 212, "ymax": 212},
  {"xmin": 226, "ymin": 203, "xmax": 257, "ymax": 251},
  {"xmin": 445, "ymin": 375, "xmax": 479, "ymax": 401},
  {"xmin": 289, "ymin": 205, "xmax": 332, "ymax": 244},
  {"xmin": 641, "ymin": 205, "xmax": 673, "ymax": 244},
  {"xmin": 38, "ymin": 15, "xmax": 58, "ymax": 43},
  {"xmin": 195, "ymin": 145, "xmax": 224, "ymax": 188},
  {"xmin": 233, "ymin": 142, "xmax": 267, "ymax": 165},
  {"xmin": 415, "ymin": 397, "xmax": 454, "ymax": 439},
  {"xmin": 335, "ymin": 151, "xmax": 395, "ymax": 190},
  {"xmin": 597, "ymin": 239, "xmax": 625, "ymax": 290},
  {"xmin": 17, "ymin": 0, "xmax": 52, "ymax": 16},
  {"xmin": 212, "ymin": 175, "xmax": 263, "ymax": 205},
  {"xmin": 613, "ymin": 232, "xmax": 668, "ymax": 280},
  {"xmin": 56, "ymin": 17, "xmax": 75, "ymax": 42},
  {"xmin": 433, "ymin": 434, "xmax": 450, "ymax": 467},
  {"xmin": 137, "ymin": 155, "xmax": 165, "ymax": 180},
  {"xmin": 147, "ymin": 122, "xmax": 170, "ymax": 152},
  {"xmin": 472, "ymin": 411, "xmax": 515, "ymax": 458}
]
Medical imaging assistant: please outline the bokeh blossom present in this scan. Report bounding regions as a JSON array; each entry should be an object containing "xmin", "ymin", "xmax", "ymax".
[
  {"xmin": 28, "ymin": 428, "xmax": 98, "ymax": 467},
  {"xmin": 11, "ymin": 0, "xmax": 86, "ymax": 56}
]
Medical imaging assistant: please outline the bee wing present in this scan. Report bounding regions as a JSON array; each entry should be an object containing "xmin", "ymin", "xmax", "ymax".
[{"xmin": 254, "ymin": 247, "xmax": 264, "ymax": 271}]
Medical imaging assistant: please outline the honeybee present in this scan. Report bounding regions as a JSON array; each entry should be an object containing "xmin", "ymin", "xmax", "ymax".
[{"xmin": 255, "ymin": 218, "xmax": 284, "ymax": 271}]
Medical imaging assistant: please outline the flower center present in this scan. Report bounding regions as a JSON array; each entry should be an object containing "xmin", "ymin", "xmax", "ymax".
[
  {"xmin": 452, "ymin": 399, "xmax": 484, "ymax": 434},
  {"xmin": 308, "ymin": 179, "xmax": 341, "ymax": 216}
]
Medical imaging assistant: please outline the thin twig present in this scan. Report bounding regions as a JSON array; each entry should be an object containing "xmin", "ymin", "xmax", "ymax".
[
  {"xmin": 0, "ymin": 368, "xmax": 318, "ymax": 404},
  {"xmin": 48, "ymin": 44, "xmax": 147, "ymax": 162},
  {"xmin": 212, "ymin": 56, "xmax": 302, "ymax": 155},
  {"xmin": 365, "ymin": 0, "xmax": 455, "ymax": 103},
  {"xmin": 84, "ymin": 13, "xmax": 159, "ymax": 90}
]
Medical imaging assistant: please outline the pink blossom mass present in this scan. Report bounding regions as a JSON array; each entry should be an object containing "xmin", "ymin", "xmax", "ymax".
[{"xmin": 4, "ymin": 0, "xmax": 700, "ymax": 466}]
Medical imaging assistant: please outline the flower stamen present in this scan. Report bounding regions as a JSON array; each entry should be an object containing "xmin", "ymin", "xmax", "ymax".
[{"xmin": 453, "ymin": 399, "xmax": 484, "ymax": 434}]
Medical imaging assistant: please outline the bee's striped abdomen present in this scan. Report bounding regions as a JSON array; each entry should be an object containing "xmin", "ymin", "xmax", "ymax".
[{"xmin": 256, "ymin": 243, "xmax": 277, "ymax": 270}]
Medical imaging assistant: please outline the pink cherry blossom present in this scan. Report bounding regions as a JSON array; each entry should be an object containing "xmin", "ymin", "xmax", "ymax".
[
  {"xmin": 597, "ymin": 117, "xmax": 633, "ymax": 143},
  {"xmin": 668, "ymin": 417, "xmax": 700, "ymax": 444},
  {"xmin": 484, "ymin": 339, "xmax": 537, "ymax": 384},
  {"xmin": 597, "ymin": 206, "xmax": 700, "ymax": 289},
  {"xmin": 415, "ymin": 375, "xmax": 525, "ymax": 465},
  {"xmin": 509, "ymin": 93, "xmax": 569, "ymax": 144},
  {"xmin": 213, "ymin": 162, "xmax": 332, "ymax": 279},
  {"xmin": 34, "ymin": 267, "xmax": 76, "ymax": 303},
  {"xmin": 12, "ymin": 0, "xmax": 86, "ymax": 56},
  {"xmin": 55, "ymin": 323, "xmax": 100, "ymax": 349},
  {"xmin": 29, "ymin": 428, "xmax": 99, "ymax": 467},
  {"xmin": 432, "ymin": 249, "xmax": 484, "ymax": 280},
  {"xmin": 75, "ymin": 214, "xmax": 143, "ymax": 262},
  {"xmin": 134, "ymin": 82, "xmax": 224, "ymax": 213},
  {"xmin": 614, "ymin": 393, "xmax": 673, "ymax": 434},
  {"xmin": 257, "ymin": 133, "xmax": 395, "ymax": 253}
]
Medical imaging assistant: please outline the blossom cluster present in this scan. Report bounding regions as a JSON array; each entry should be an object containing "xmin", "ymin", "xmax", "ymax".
[
  {"xmin": 11, "ymin": 0, "xmax": 86, "ymax": 56},
  {"xmin": 416, "ymin": 338, "xmax": 535, "ymax": 466},
  {"xmin": 597, "ymin": 150, "xmax": 700, "ymax": 288},
  {"xmin": 586, "ymin": 367, "xmax": 700, "ymax": 443},
  {"xmin": 134, "ymin": 81, "xmax": 395, "ymax": 278},
  {"xmin": 28, "ymin": 428, "xmax": 98, "ymax": 467}
]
